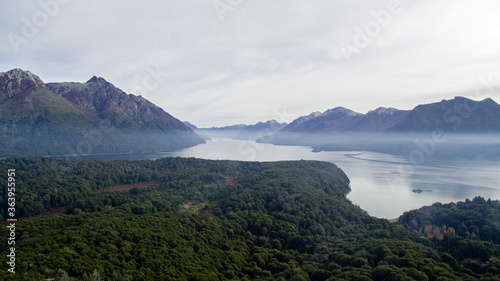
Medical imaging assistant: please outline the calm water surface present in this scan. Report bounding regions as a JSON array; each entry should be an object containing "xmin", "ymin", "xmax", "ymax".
[{"xmin": 77, "ymin": 139, "xmax": 500, "ymax": 219}]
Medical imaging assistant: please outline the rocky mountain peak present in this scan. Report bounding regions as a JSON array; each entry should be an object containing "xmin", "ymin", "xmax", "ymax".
[
  {"xmin": 0, "ymin": 68, "xmax": 205, "ymax": 157},
  {"xmin": 86, "ymin": 76, "xmax": 109, "ymax": 84},
  {"xmin": 323, "ymin": 107, "xmax": 361, "ymax": 118},
  {"xmin": 1, "ymin": 68, "xmax": 44, "ymax": 84},
  {"xmin": 0, "ymin": 68, "xmax": 46, "ymax": 100},
  {"xmin": 368, "ymin": 107, "xmax": 400, "ymax": 116}
]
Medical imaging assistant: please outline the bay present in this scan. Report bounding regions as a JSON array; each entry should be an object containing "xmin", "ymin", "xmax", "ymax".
[{"xmin": 71, "ymin": 138, "xmax": 500, "ymax": 219}]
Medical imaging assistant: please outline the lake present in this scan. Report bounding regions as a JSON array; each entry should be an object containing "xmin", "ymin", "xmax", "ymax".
[{"xmin": 73, "ymin": 138, "xmax": 500, "ymax": 219}]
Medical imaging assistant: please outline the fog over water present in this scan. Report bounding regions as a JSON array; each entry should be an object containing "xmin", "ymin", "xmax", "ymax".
[{"xmin": 75, "ymin": 137, "xmax": 500, "ymax": 219}]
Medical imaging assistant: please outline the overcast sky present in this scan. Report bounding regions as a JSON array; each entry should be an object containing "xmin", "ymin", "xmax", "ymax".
[{"xmin": 2, "ymin": 0, "xmax": 500, "ymax": 127}]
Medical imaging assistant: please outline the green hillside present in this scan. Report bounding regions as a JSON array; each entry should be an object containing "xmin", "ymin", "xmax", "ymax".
[
  {"xmin": 0, "ymin": 158, "xmax": 498, "ymax": 280},
  {"xmin": 0, "ymin": 87, "xmax": 103, "ymax": 157}
]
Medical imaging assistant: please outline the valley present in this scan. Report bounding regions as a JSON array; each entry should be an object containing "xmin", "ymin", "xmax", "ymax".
[{"xmin": 1, "ymin": 69, "xmax": 500, "ymax": 280}]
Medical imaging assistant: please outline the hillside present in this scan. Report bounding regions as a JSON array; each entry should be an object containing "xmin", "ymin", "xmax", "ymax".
[
  {"xmin": 0, "ymin": 69, "xmax": 104, "ymax": 156},
  {"xmin": 0, "ymin": 157, "xmax": 498, "ymax": 280},
  {"xmin": 0, "ymin": 69, "xmax": 204, "ymax": 157}
]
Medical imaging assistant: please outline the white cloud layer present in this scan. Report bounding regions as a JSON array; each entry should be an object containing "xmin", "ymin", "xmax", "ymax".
[{"xmin": 2, "ymin": 0, "xmax": 500, "ymax": 126}]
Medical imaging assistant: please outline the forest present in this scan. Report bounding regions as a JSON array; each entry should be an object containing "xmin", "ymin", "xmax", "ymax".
[{"xmin": 0, "ymin": 157, "xmax": 499, "ymax": 280}]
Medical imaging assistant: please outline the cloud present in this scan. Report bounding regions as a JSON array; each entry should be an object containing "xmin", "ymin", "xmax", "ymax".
[{"xmin": 1, "ymin": 0, "xmax": 500, "ymax": 127}]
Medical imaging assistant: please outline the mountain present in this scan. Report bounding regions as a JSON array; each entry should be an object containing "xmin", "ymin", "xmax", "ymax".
[
  {"xmin": 389, "ymin": 96, "xmax": 500, "ymax": 132},
  {"xmin": 0, "ymin": 68, "xmax": 204, "ymax": 157},
  {"xmin": 182, "ymin": 121, "xmax": 215, "ymax": 140},
  {"xmin": 270, "ymin": 97, "xmax": 500, "ymax": 136},
  {"xmin": 279, "ymin": 107, "xmax": 410, "ymax": 133},
  {"xmin": 233, "ymin": 119, "xmax": 287, "ymax": 140},
  {"xmin": 353, "ymin": 107, "xmax": 410, "ymax": 131},
  {"xmin": 196, "ymin": 124, "xmax": 248, "ymax": 139},
  {"xmin": 0, "ymin": 68, "xmax": 45, "ymax": 101},
  {"xmin": 286, "ymin": 107, "xmax": 363, "ymax": 132},
  {"xmin": 262, "ymin": 97, "xmax": 500, "ymax": 156},
  {"xmin": 279, "ymin": 111, "xmax": 322, "ymax": 131},
  {"xmin": 0, "ymin": 69, "xmax": 103, "ymax": 156},
  {"xmin": 203, "ymin": 124, "xmax": 248, "ymax": 131},
  {"xmin": 273, "ymin": 97, "xmax": 500, "ymax": 135},
  {"xmin": 183, "ymin": 121, "xmax": 198, "ymax": 130},
  {"xmin": 264, "ymin": 107, "xmax": 404, "ymax": 147},
  {"xmin": 46, "ymin": 76, "xmax": 194, "ymax": 132}
]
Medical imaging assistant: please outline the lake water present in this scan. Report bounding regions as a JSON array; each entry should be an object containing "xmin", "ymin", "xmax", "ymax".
[{"xmin": 75, "ymin": 138, "xmax": 500, "ymax": 219}]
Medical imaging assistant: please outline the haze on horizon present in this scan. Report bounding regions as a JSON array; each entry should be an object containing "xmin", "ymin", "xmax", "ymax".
[{"xmin": 2, "ymin": 0, "xmax": 500, "ymax": 127}]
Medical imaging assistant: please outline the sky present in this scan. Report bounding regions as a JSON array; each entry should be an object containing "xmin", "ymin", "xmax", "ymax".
[{"xmin": 2, "ymin": 0, "xmax": 500, "ymax": 127}]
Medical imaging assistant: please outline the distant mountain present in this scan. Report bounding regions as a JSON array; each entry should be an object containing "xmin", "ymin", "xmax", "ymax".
[
  {"xmin": 279, "ymin": 107, "xmax": 410, "ymax": 133},
  {"xmin": 233, "ymin": 119, "xmax": 287, "ymax": 140},
  {"xmin": 192, "ymin": 124, "xmax": 247, "ymax": 139},
  {"xmin": 197, "ymin": 120, "xmax": 288, "ymax": 141},
  {"xmin": 282, "ymin": 107, "xmax": 363, "ymax": 132},
  {"xmin": 280, "ymin": 111, "xmax": 322, "ymax": 131},
  {"xmin": 273, "ymin": 97, "xmax": 500, "ymax": 135},
  {"xmin": 389, "ymin": 97, "xmax": 500, "ymax": 132},
  {"xmin": 197, "ymin": 121, "xmax": 286, "ymax": 141},
  {"xmin": 353, "ymin": 107, "xmax": 410, "ymax": 131},
  {"xmin": 202, "ymin": 124, "xmax": 248, "ymax": 132},
  {"xmin": 261, "ymin": 97, "xmax": 500, "ymax": 157},
  {"xmin": 0, "ymin": 68, "xmax": 204, "ymax": 157}
]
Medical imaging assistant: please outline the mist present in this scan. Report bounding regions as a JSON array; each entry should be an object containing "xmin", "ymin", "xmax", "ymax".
[{"xmin": 257, "ymin": 131, "xmax": 500, "ymax": 163}]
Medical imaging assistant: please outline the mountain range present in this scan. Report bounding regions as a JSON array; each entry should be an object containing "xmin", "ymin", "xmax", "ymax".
[
  {"xmin": 2, "ymin": 68, "xmax": 499, "ymax": 158},
  {"xmin": 0, "ymin": 68, "xmax": 204, "ymax": 157},
  {"xmin": 389, "ymin": 96, "xmax": 500, "ymax": 132},
  {"xmin": 275, "ymin": 97, "xmax": 500, "ymax": 135},
  {"xmin": 189, "ymin": 96, "xmax": 500, "ymax": 156},
  {"xmin": 233, "ymin": 120, "xmax": 287, "ymax": 140},
  {"xmin": 190, "ymin": 121, "xmax": 288, "ymax": 141},
  {"xmin": 189, "ymin": 123, "xmax": 248, "ymax": 139},
  {"xmin": 242, "ymin": 96, "xmax": 500, "ymax": 157}
]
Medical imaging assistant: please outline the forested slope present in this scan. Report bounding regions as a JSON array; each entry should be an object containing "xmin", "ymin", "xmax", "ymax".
[{"xmin": 0, "ymin": 158, "xmax": 498, "ymax": 280}]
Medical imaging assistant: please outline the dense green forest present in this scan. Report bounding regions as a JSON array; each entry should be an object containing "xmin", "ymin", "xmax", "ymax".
[{"xmin": 0, "ymin": 157, "xmax": 499, "ymax": 280}]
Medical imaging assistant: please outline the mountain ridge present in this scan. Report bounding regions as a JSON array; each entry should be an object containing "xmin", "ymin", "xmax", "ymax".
[
  {"xmin": 389, "ymin": 96, "xmax": 500, "ymax": 132},
  {"xmin": 46, "ymin": 76, "xmax": 191, "ymax": 131},
  {"xmin": 271, "ymin": 96, "xmax": 500, "ymax": 135},
  {"xmin": 0, "ymin": 68, "xmax": 204, "ymax": 157},
  {"xmin": 257, "ymin": 96, "xmax": 500, "ymax": 157},
  {"xmin": 233, "ymin": 119, "xmax": 288, "ymax": 141}
]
